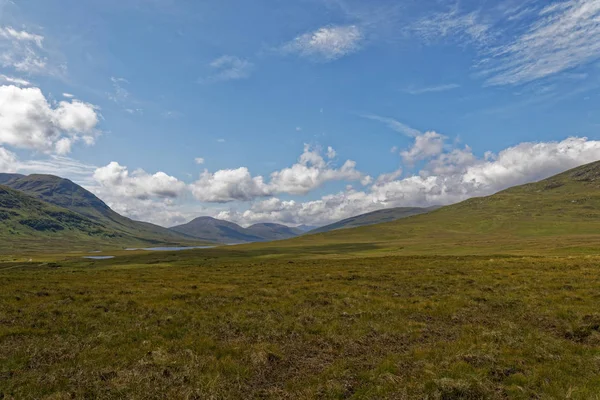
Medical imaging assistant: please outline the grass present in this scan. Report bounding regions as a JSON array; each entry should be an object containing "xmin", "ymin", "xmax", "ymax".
[
  {"xmin": 3, "ymin": 252, "xmax": 600, "ymax": 399},
  {"xmin": 4, "ymin": 162, "xmax": 600, "ymax": 398}
]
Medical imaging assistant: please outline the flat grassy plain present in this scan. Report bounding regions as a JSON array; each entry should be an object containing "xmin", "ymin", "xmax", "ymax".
[{"xmin": 3, "ymin": 250, "xmax": 600, "ymax": 399}]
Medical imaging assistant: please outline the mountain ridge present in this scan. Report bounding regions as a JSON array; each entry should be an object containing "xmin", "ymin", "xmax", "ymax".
[
  {"xmin": 170, "ymin": 217, "xmax": 303, "ymax": 243},
  {"xmin": 0, "ymin": 173, "xmax": 209, "ymax": 251}
]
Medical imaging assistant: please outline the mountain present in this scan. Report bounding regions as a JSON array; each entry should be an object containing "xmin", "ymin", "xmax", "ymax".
[
  {"xmin": 0, "ymin": 173, "xmax": 24, "ymax": 185},
  {"xmin": 0, "ymin": 173, "xmax": 207, "ymax": 251},
  {"xmin": 0, "ymin": 184, "xmax": 117, "ymax": 252},
  {"xmin": 308, "ymin": 206, "xmax": 439, "ymax": 234},
  {"xmin": 296, "ymin": 224, "xmax": 319, "ymax": 233},
  {"xmin": 245, "ymin": 161, "xmax": 600, "ymax": 256},
  {"xmin": 170, "ymin": 217, "xmax": 302, "ymax": 243},
  {"xmin": 246, "ymin": 223, "xmax": 303, "ymax": 241}
]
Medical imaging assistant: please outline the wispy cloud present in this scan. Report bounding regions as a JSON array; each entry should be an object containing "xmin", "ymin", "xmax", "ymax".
[
  {"xmin": 282, "ymin": 25, "xmax": 363, "ymax": 62},
  {"xmin": 0, "ymin": 26, "xmax": 50, "ymax": 75},
  {"xmin": 200, "ymin": 55, "xmax": 254, "ymax": 84},
  {"xmin": 108, "ymin": 76, "xmax": 130, "ymax": 103},
  {"xmin": 362, "ymin": 114, "xmax": 421, "ymax": 137},
  {"xmin": 405, "ymin": 83, "xmax": 460, "ymax": 95},
  {"xmin": 0, "ymin": 74, "xmax": 31, "ymax": 86},
  {"xmin": 483, "ymin": 0, "xmax": 600, "ymax": 86},
  {"xmin": 412, "ymin": 7, "xmax": 491, "ymax": 46}
]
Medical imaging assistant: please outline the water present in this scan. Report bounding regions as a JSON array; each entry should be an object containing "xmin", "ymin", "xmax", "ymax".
[
  {"xmin": 83, "ymin": 256, "xmax": 115, "ymax": 260},
  {"xmin": 125, "ymin": 246, "xmax": 216, "ymax": 252}
]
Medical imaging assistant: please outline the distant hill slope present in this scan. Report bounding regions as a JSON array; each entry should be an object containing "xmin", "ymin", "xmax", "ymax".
[
  {"xmin": 0, "ymin": 173, "xmax": 208, "ymax": 252},
  {"xmin": 0, "ymin": 184, "xmax": 117, "ymax": 251},
  {"xmin": 308, "ymin": 206, "xmax": 439, "ymax": 234},
  {"xmin": 239, "ymin": 160, "xmax": 600, "ymax": 256},
  {"xmin": 246, "ymin": 223, "xmax": 303, "ymax": 241},
  {"xmin": 0, "ymin": 173, "xmax": 24, "ymax": 185},
  {"xmin": 170, "ymin": 217, "xmax": 302, "ymax": 243},
  {"xmin": 296, "ymin": 224, "xmax": 319, "ymax": 233}
]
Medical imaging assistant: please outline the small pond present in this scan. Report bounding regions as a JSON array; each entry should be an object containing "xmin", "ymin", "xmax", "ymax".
[
  {"xmin": 83, "ymin": 256, "xmax": 115, "ymax": 260},
  {"xmin": 125, "ymin": 246, "xmax": 216, "ymax": 252}
]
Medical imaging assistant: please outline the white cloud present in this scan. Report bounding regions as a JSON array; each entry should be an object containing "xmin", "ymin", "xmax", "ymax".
[
  {"xmin": 362, "ymin": 114, "xmax": 421, "ymax": 137},
  {"xmin": 0, "ymin": 74, "xmax": 30, "ymax": 86},
  {"xmin": 0, "ymin": 146, "xmax": 18, "ymax": 172},
  {"xmin": 405, "ymin": 83, "xmax": 460, "ymax": 95},
  {"xmin": 62, "ymin": 93, "xmax": 74, "ymax": 98},
  {"xmin": 326, "ymin": 146, "xmax": 336, "ymax": 159},
  {"xmin": 400, "ymin": 131, "xmax": 446, "ymax": 164},
  {"xmin": 108, "ymin": 76, "xmax": 130, "ymax": 103},
  {"xmin": 282, "ymin": 25, "xmax": 363, "ymax": 61},
  {"xmin": 268, "ymin": 144, "xmax": 366, "ymax": 195},
  {"xmin": 217, "ymin": 136, "xmax": 600, "ymax": 227},
  {"xmin": 191, "ymin": 167, "xmax": 270, "ymax": 202},
  {"xmin": 413, "ymin": 7, "xmax": 491, "ymax": 46},
  {"xmin": 0, "ymin": 26, "xmax": 50, "ymax": 74},
  {"xmin": 189, "ymin": 145, "xmax": 367, "ymax": 202},
  {"xmin": 195, "ymin": 157, "xmax": 205, "ymax": 165},
  {"xmin": 484, "ymin": 0, "xmax": 600, "ymax": 85},
  {"xmin": 201, "ymin": 56, "xmax": 254, "ymax": 83},
  {"xmin": 93, "ymin": 162, "xmax": 186, "ymax": 200},
  {"xmin": 0, "ymin": 85, "xmax": 100, "ymax": 154},
  {"xmin": 0, "ymin": 27, "xmax": 43, "ymax": 47}
]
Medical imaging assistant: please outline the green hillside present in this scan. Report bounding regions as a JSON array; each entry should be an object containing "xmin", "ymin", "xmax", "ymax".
[
  {"xmin": 0, "ymin": 174, "xmax": 211, "ymax": 251},
  {"xmin": 308, "ymin": 206, "xmax": 438, "ymax": 234},
  {"xmin": 238, "ymin": 160, "xmax": 600, "ymax": 256}
]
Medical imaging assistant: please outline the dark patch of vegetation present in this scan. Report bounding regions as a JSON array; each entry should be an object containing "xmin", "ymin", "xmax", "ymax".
[{"xmin": 18, "ymin": 218, "xmax": 64, "ymax": 232}]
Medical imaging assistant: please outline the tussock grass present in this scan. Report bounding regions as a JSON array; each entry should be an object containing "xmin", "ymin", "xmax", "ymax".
[{"xmin": 2, "ymin": 254, "xmax": 600, "ymax": 398}]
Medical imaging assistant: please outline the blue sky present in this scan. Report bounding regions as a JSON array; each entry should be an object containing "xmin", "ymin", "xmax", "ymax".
[{"xmin": 1, "ymin": 0, "xmax": 600, "ymax": 227}]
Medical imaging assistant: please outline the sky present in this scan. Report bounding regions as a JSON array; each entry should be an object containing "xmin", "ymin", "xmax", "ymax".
[{"xmin": 1, "ymin": 0, "xmax": 600, "ymax": 227}]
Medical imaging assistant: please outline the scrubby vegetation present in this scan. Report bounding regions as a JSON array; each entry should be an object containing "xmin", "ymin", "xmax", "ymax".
[{"xmin": 2, "ymin": 254, "xmax": 600, "ymax": 398}]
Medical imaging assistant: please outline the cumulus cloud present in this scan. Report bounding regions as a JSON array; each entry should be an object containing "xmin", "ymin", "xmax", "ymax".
[
  {"xmin": 0, "ymin": 146, "xmax": 17, "ymax": 172},
  {"xmin": 269, "ymin": 144, "xmax": 366, "ymax": 195},
  {"xmin": 401, "ymin": 131, "xmax": 446, "ymax": 164},
  {"xmin": 282, "ymin": 25, "xmax": 363, "ymax": 61},
  {"xmin": 0, "ymin": 85, "xmax": 100, "ymax": 154},
  {"xmin": 93, "ymin": 162, "xmax": 186, "ymax": 200},
  {"xmin": 195, "ymin": 157, "xmax": 205, "ymax": 165},
  {"xmin": 190, "ymin": 145, "xmax": 368, "ymax": 202},
  {"xmin": 191, "ymin": 167, "xmax": 270, "ymax": 202},
  {"xmin": 217, "ymin": 137, "xmax": 600, "ymax": 227},
  {"xmin": 484, "ymin": 0, "xmax": 600, "ymax": 85},
  {"xmin": 201, "ymin": 56, "xmax": 254, "ymax": 83}
]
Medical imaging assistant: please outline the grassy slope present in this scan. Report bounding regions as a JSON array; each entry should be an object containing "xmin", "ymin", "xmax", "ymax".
[
  {"xmin": 309, "ymin": 206, "xmax": 438, "ymax": 235},
  {"xmin": 1, "ymin": 174, "xmax": 208, "ymax": 251},
  {"xmin": 240, "ymin": 161, "xmax": 600, "ymax": 257}
]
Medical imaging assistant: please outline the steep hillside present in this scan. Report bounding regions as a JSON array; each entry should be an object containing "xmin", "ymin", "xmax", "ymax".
[
  {"xmin": 309, "ymin": 206, "xmax": 439, "ymax": 234},
  {"xmin": 2, "ymin": 174, "xmax": 200, "ymax": 247},
  {"xmin": 171, "ymin": 217, "xmax": 302, "ymax": 243},
  {"xmin": 242, "ymin": 160, "xmax": 600, "ymax": 256},
  {"xmin": 0, "ymin": 185, "xmax": 121, "ymax": 252}
]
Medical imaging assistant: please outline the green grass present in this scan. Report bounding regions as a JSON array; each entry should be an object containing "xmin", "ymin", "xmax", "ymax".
[
  {"xmin": 4, "ymin": 162, "xmax": 600, "ymax": 398},
  {"xmin": 2, "ymin": 253, "xmax": 600, "ymax": 399}
]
